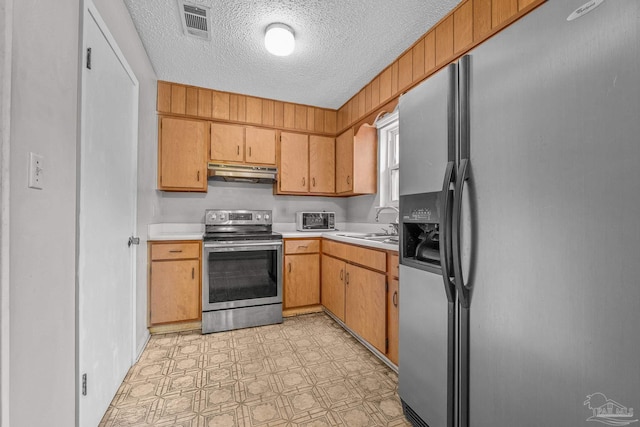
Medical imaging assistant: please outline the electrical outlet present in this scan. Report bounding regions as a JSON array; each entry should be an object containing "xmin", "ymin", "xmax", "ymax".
[{"xmin": 28, "ymin": 152, "xmax": 44, "ymax": 190}]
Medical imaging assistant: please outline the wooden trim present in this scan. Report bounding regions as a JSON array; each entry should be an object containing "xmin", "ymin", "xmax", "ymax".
[
  {"xmin": 149, "ymin": 321, "xmax": 201, "ymax": 335},
  {"xmin": 333, "ymin": 0, "xmax": 546, "ymax": 134},
  {"xmin": 283, "ymin": 305, "xmax": 323, "ymax": 318}
]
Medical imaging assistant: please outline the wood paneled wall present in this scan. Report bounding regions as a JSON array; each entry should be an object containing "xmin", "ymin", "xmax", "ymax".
[
  {"xmin": 158, "ymin": 82, "xmax": 338, "ymax": 136},
  {"xmin": 336, "ymin": 0, "xmax": 545, "ymax": 133},
  {"xmin": 158, "ymin": 0, "xmax": 545, "ymax": 136}
]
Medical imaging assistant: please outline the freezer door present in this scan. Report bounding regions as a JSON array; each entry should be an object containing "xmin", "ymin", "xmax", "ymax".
[
  {"xmin": 399, "ymin": 63, "xmax": 457, "ymax": 196},
  {"xmin": 463, "ymin": 1, "xmax": 640, "ymax": 426},
  {"xmin": 399, "ymin": 265, "xmax": 453, "ymax": 427}
]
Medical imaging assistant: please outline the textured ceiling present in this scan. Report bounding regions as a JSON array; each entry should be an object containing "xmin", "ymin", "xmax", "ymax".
[{"xmin": 123, "ymin": 0, "xmax": 461, "ymax": 109}]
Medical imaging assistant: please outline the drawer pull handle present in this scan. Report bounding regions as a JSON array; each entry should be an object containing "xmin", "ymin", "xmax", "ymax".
[
  {"xmin": 345, "ymin": 272, "xmax": 349, "ymax": 285},
  {"xmin": 249, "ymin": 146, "xmax": 252, "ymax": 157},
  {"xmin": 192, "ymin": 267, "xmax": 195, "ymax": 279},
  {"xmin": 169, "ymin": 250, "xmax": 183, "ymax": 253},
  {"xmin": 288, "ymin": 263, "xmax": 292, "ymax": 273},
  {"xmin": 340, "ymin": 269, "xmax": 343, "ymax": 280},
  {"xmin": 237, "ymin": 145, "xmax": 240, "ymax": 155},
  {"xmin": 312, "ymin": 177, "xmax": 316, "ymax": 187},
  {"xmin": 302, "ymin": 177, "xmax": 306, "ymax": 187},
  {"xmin": 298, "ymin": 245, "xmax": 308, "ymax": 249},
  {"xmin": 347, "ymin": 176, "xmax": 351, "ymax": 185},
  {"xmin": 197, "ymin": 170, "xmax": 200, "ymax": 181},
  {"xmin": 392, "ymin": 290, "xmax": 398, "ymax": 307}
]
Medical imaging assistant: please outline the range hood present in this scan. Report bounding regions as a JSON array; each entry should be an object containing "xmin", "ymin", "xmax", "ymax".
[{"xmin": 207, "ymin": 163, "xmax": 277, "ymax": 184}]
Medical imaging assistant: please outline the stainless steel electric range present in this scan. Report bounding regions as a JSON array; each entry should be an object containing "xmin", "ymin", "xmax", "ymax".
[{"xmin": 201, "ymin": 209, "xmax": 283, "ymax": 334}]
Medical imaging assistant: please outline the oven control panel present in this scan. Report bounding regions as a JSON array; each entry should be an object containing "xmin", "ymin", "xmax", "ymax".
[{"xmin": 205, "ymin": 209, "xmax": 272, "ymax": 225}]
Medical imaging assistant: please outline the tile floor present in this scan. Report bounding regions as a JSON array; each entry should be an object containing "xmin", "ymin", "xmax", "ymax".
[{"xmin": 100, "ymin": 312, "xmax": 410, "ymax": 426}]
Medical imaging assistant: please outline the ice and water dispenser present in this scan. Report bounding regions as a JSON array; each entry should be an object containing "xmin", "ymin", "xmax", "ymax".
[{"xmin": 400, "ymin": 192, "xmax": 451, "ymax": 274}]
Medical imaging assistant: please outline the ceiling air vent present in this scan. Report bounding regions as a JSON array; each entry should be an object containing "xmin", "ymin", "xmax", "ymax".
[{"xmin": 178, "ymin": 1, "xmax": 211, "ymax": 40}]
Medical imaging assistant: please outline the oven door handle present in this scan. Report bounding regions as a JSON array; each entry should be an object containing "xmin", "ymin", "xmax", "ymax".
[{"xmin": 204, "ymin": 241, "xmax": 283, "ymax": 252}]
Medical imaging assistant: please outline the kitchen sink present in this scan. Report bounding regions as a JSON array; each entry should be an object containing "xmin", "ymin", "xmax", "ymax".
[{"xmin": 335, "ymin": 232, "xmax": 399, "ymax": 244}]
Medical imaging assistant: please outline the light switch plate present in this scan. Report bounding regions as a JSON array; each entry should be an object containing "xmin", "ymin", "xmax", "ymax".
[{"xmin": 28, "ymin": 152, "xmax": 44, "ymax": 190}]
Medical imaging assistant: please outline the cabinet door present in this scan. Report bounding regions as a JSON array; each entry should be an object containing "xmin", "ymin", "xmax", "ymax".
[
  {"xmin": 211, "ymin": 122, "xmax": 245, "ymax": 162},
  {"xmin": 284, "ymin": 254, "xmax": 320, "ymax": 308},
  {"xmin": 321, "ymin": 255, "xmax": 345, "ymax": 321},
  {"xmin": 279, "ymin": 132, "xmax": 309, "ymax": 193},
  {"xmin": 352, "ymin": 124, "xmax": 378, "ymax": 194},
  {"xmin": 309, "ymin": 135, "xmax": 335, "ymax": 193},
  {"xmin": 387, "ymin": 277, "xmax": 399, "ymax": 365},
  {"xmin": 345, "ymin": 263, "xmax": 386, "ymax": 352},
  {"xmin": 246, "ymin": 127, "xmax": 276, "ymax": 165},
  {"xmin": 336, "ymin": 128, "xmax": 354, "ymax": 193},
  {"xmin": 159, "ymin": 117, "xmax": 207, "ymax": 191},
  {"xmin": 150, "ymin": 259, "xmax": 200, "ymax": 325}
]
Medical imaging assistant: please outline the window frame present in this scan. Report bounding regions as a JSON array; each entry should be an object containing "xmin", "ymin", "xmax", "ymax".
[{"xmin": 376, "ymin": 109, "xmax": 400, "ymax": 208}]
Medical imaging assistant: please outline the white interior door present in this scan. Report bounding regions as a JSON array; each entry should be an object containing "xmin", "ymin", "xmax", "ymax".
[{"xmin": 78, "ymin": 3, "xmax": 138, "ymax": 426}]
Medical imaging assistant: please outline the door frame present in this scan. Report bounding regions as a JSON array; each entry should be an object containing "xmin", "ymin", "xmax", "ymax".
[
  {"xmin": 76, "ymin": 0, "xmax": 139, "ymax": 424},
  {"xmin": 0, "ymin": 0, "xmax": 13, "ymax": 424}
]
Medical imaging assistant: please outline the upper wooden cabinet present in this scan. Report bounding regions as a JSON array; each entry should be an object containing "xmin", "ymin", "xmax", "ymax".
[
  {"xmin": 210, "ymin": 123, "xmax": 276, "ymax": 166},
  {"xmin": 336, "ymin": 124, "xmax": 377, "ymax": 195},
  {"xmin": 158, "ymin": 117, "xmax": 207, "ymax": 192},
  {"xmin": 336, "ymin": 128, "xmax": 354, "ymax": 194},
  {"xmin": 278, "ymin": 132, "xmax": 336, "ymax": 195},
  {"xmin": 309, "ymin": 135, "xmax": 335, "ymax": 193},
  {"xmin": 279, "ymin": 132, "xmax": 309, "ymax": 193},
  {"xmin": 246, "ymin": 127, "xmax": 277, "ymax": 165}
]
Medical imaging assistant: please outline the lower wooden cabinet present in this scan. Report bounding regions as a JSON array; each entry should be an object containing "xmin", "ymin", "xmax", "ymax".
[
  {"xmin": 321, "ymin": 254, "xmax": 346, "ymax": 321},
  {"xmin": 344, "ymin": 263, "xmax": 386, "ymax": 353},
  {"xmin": 283, "ymin": 239, "xmax": 321, "ymax": 309},
  {"xmin": 321, "ymin": 241, "xmax": 388, "ymax": 354},
  {"xmin": 148, "ymin": 241, "xmax": 202, "ymax": 326}
]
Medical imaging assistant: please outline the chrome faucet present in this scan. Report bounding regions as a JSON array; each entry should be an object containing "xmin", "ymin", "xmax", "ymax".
[
  {"xmin": 375, "ymin": 205, "xmax": 400, "ymax": 222},
  {"xmin": 375, "ymin": 206, "xmax": 400, "ymax": 235}
]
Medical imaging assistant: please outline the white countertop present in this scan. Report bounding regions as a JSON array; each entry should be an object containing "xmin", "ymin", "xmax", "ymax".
[
  {"xmin": 273, "ymin": 223, "xmax": 398, "ymax": 251},
  {"xmin": 147, "ymin": 223, "xmax": 204, "ymax": 241},
  {"xmin": 147, "ymin": 222, "xmax": 398, "ymax": 251}
]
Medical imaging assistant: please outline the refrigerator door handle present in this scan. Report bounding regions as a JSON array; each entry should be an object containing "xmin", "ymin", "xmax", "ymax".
[
  {"xmin": 453, "ymin": 157, "xmax": 471, "ymax": 308},
  {"xmin": 440, "ymin": 160, "xmax": 456, "ymax": 304}
]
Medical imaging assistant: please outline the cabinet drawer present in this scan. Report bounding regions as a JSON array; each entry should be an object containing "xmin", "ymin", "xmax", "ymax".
[
  {"xmin": 151, "ymin": 242, "xmax": 201, "ymax": 260},
  {"xmin": 285, "ymin": 239, "xmax": 320, "ymax": 254},
  {"xmin": 388, "ymin": 253, "xmax": 399, "ymax": 278},
  {"xmin": 323, "ymin": 239, "xmax": 386, "ymax": 272},
  {"xmin": 322, "ymin": 239, "xmax": 348, "ymax": 259}
]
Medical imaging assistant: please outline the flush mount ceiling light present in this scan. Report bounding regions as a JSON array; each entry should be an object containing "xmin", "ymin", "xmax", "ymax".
[{"xmin": 264, "ymin": 23, "xmax": 295, "ymax": 56}]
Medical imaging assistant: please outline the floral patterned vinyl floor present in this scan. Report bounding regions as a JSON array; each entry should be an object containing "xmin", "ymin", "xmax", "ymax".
[{"xmin": 100, "ymin": 312, "xmax": 411, "ymax": 427}]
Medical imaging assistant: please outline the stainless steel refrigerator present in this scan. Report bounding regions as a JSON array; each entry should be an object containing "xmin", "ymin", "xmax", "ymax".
[{"xmin": 398, "ymin": 1, "xmax": 640, "ymax": 426}]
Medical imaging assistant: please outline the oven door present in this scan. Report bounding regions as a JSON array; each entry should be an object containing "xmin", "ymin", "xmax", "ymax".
[{"xmin": 202, "ymin": 240, "xmax": 283, "ymax": 311}]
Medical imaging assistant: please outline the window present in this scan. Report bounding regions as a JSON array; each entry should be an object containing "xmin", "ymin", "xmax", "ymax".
[{"xmin": 377, "ymin": 110, "xmax": 399, "ymax": 207}]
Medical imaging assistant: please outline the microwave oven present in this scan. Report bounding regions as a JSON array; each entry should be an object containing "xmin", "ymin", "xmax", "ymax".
[{"xmin": 296, "ymin": 212, "xmax": 336, "ymax": 231}]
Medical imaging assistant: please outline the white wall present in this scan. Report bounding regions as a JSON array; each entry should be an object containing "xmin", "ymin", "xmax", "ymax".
[
  {"xmin": 8, "ymin": 0, "xmax": 158, "ymax": 425},
  {"xmin": 9, "ymin": 0, "xmax": 79, "ymax": 425},
  {"xmin": 158, "ymin": 182, "xmax": 349, "ymax": 224}
]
